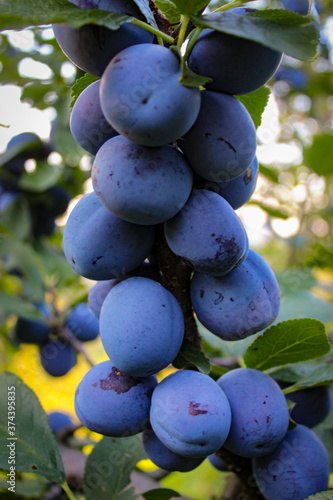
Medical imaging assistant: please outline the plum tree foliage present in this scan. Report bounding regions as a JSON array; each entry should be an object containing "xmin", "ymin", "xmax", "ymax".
[{"xmin": 0, "ymin": 1, "xmax": 332, "ymax": 500}]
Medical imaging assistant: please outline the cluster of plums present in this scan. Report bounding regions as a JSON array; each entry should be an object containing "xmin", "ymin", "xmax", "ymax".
[
  {"xmin": 14, "ymin": 302, "xmax": 99, "ymax": 377},
  {"xmin": 0, "ymin": 132, "xmax": 70, "ymax": 238},
  {"xmin": 53, "ymin": 2, "xmax": 330, "ymax": 498}
]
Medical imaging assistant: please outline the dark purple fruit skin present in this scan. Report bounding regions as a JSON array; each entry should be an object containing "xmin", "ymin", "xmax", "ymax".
[
  {"xmin": 88, "ymin": 279, "xmax": 120, "ymax": 319},
  {"xmin": 15, "ymin": 304, "xmax": 51, "ymax": 344},
  {"xmin": 143, "ymin": 430, "xmax": 204, "ymax": 472},
  {"xmin": 150, "ymin": 370, "xmax": 232, "ymax": 458},
  {"xmin": 100, "ymin": 44, "xmax": 201, "ymax": 147},
  {"xmin": 191, "ymin": 249, "xmax": 281, "ymax": 341},
  {"xmin": 208, "ymin": 453, "xmax": 228, "ymax": 472},
  {"xmin": 92, "ymin": 135, "xmax": 193, "ymax": 225},
  {"xmin": 99, "ymin": 277, "xmax": 184, "ymax": 377},
  {"xmin": 252, "ymin": 425, "xmax": 329, "ymax": 500},
  {"xmin": 179, "ymin": 90, "xmax": 257, "ymax": 182},
  {"xmin": 202, "ymin": 156, "xmax": 259, "ymax": 210},
  {"xmin": 48, "ymin": 411, "xmax": 73, "ymax": 434},
  {"xmin": 52, "ymin": 0, "xmax": 153, "ymax": 77},
  {"xmin": 40, "ymin": 339, "xmax": 77, "ymax": 377},
  {"xmin": 63, "ymin": 192, "xmax": 155, "ymax": 281},
  {"xmin": 65, "ymin": 303, "xmax": 99, "ymax": 342},
  {"xmin": 70, "ymin": 80, "xmax": 118, "ymax": 156},
  {"xmin": 188, "ymin": 27, "xmax": 282, "ymax": 95},
  {"xmin": 74, "ymin": 360, "xmax": 157, "ymax": 436},
  {"xmin": 164, "ymin": 189, "xmax": 248, "ymax": 276},
  {"xmin": 217, "ymin": 368, "xmax": 289, "ymax": 458},
  {"xmin": 278, "ymin": 382, "xmax": 332, "ymax": 428}
]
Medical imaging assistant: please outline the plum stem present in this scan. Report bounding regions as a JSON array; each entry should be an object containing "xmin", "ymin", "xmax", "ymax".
[
  {"xmin": 183, "ymin": 27, "xmax": 203, "ymax": 61},
  {"xmin": 60, "ymin": 482, "xmax": 77, "ymax": 500},
  {"xmin": 60, "ymin": 326, "xmax": 95, "ymax": 368},
  {"xmin": 213, "ymin": 0, "xmax": 247, "ymax": 13},
  {"xmin": 177, "ymin": 15, "xmax": 190, "ymax": 48},
  {"xmin": 131, "ymin": 18, "xmax": 175, "ymax": 44}
]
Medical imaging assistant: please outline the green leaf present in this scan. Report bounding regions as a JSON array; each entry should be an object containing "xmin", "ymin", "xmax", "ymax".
[
  {"xmin": 0, "ymin": 292, "xmax": 45, "ymax": 321},
  {"xmin": 132, "ymin": 0, "xmax": 158, "ymax": 28},
  {"xmin": 192, "ymin": 9, "xmax": 319, "ymax": 61},
  {"xmin": 269, "ymin": 362, "xmax": 321, "ymax": 383},
  {"xmin": 210, "ymin": 364, "xmax": 229, "ymax": 377},
  {"xmin": 172, "ymin": 0, "xmax": 210, "ymax": 15},
  {"xmin": 0, "ymin": 473, "xmax": 48, "ymax": 497},
  {"xmin": 284, "ymin": 364, "xmax": 333, "ymax": 392},
  {"xmin": 179, "ymin": 64, "xmax": 212, "ymax": 87},
  {"xmin": 0, "ymin": 0, "xmax": 132, "ymax": 31},
  {"xmin": 304, "ymin": 492, "xmax": 333, "ymax": 500},
  {"xmin": 142, "ymin": 488, "xmax": 181, "ymax": 500},
  {"xmin": 237, "ymin": 86, "xmax": 270, "ymax": 129},
  {"xmin": 303, "ymin": 134, "xmax": 333, "ymax": 176},
  {"xmin": 244, "ymin": 319, "xmax": 330, "ymax": 371},
  {"xmin": 259, "ymin": 164, "xmax": 279, "ymax": 183},
  {"xmin": 0, "ymin": 372, "xmax": 66, "ymax": 483},
  {"xmin": 70, "ymin": 73, "xmax": 100, "ymax": 108},
  {"xmin": 155, "ymin": 0, "xmax": 180, "ymax": 24},
  {"xmin": 0, "ymin": 197, "xmax": 31, "ymax": 240},
  {"xmin": 19, "ymin": 161, "xmax": 62, "ymax": 192},
  {"xmin": 277, "ymin": 290, "xmax": 333, "ymax": 325},
  {"xmin": 83, "ymin": 435, "xmax": 145, "ymax": 500},
  {"xmin": 172, "ymin": 342, "xmax": 211, "ymax": 374},
  {"xmin": 248, "ymin": 200, "xmax": 289, "ymax": 219}
]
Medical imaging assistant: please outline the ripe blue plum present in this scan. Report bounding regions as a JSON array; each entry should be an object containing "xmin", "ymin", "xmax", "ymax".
[
  {"xmin": 70, "ymin": 80, "xmax": 118, "ymax": 156},
  {"xmin": 150, "ymin": 370, "xmax": 231, "ymax": 458},
  {"xmin": 100, "ymin": 44, "xmax": 201, "ymax": 147},
  {"xmin": 188, "ymin": 26, "xmax": 282, "ymax": 95},
  {"xmin": 205, "ymin": 156, "xmax": 259, "ymax": 210},
  {"xmin": 63, "ymin": 192, "xmax": 155, "ymax": 280},
  {"xmin": 99, "ymin": 277, "xmax": 184, "ymax": 377},
  {"xmin": 208, "ymin": 453, "xmax": 228, "ymax": 472},
  {"xmin": 15, "ymin": 304, "xmax": 51, "ymax": 344},
  {"xmin": 88, "ymin": 279, "xmax": 120, "ymax": 318},
  {"xmin": 164, "ymin": 190, "xmax": 248, "ymax": 276},
  {"xmin": 53, "ymin": 0, "xmax": 153, "ymax": 76},
  {"xmin": 48, "ymin": 411, "xmax": 73, "ymax": 434},
  {"xmin": 74, "ymin": 360, "xmax": 157, "ymax": 436},
  {"xmin": 179, "ymin": 90, "xmax": 257, "ymax": 182},
  {"xmin": 283, "ymin": 0, "xmax": 309, "ymax": 14},
  {"xmin": 252, "ymin": 425, "xmax": 329, "ymax": 500},
  {"xmin": 65, "ymin": 303, "xmax": 99, "ymax": 341},
  {"xmin": 279, "ymin": 383, "xmax": 332, "ymax": 428},
  {"xmin": 191, "ymin": 249, "xmax": 281, "ymax": 340},
  {"xmin": 143, "ymin": 430, "xmax": 204, "ymax": 472},
  {"xmin": 92, "ymin": 135, "xmax": 193, "ymax": 225},
  {"xmin": 40, "ymin": 339, "xmax": 77, "ymax": 377},
  {"xmin": 217, "ymin": 369, "xmax": 289, "ymax": 458}
]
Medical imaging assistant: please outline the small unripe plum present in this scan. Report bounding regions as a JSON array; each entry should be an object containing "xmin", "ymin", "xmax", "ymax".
[
  {"xmin": 217, "ymin": 368, "xmax": 289, "ymax": 457},
  {"xmin": 65, "ymin": 303, "xmax": 99, "ymax": 341},
  {"xmin": 252, "ymin": 425, "xmax": 329, "ymax": 500},
  {"xmin": 188, "ymin": 25, "xmax": 282, "ymax": 95},
  {"xmin": 63, "ymin": 192, "xmax": 155, "ymax": 280},
  {"xmin": 70, "ymin": 80, "xmax": 118, "ymax": 156},
  {"xmin": 164, "ymin": 190, "xmax": 248, "ymax": 276},
  {"xmin": 100, "ymin": 44, "xmax": 201, "ymax": 147},
  {"xmin": 150, "ymin": 370, "xmax": 231, "ymax": 458},
  {"xmin": 40, "ymin": 339, "xmax": 77, "ymax": 377},
  {"xmin": 92, "ymin": 135, "xmax": 193, "ymax": 225},
  {"xmin": 191, "ymin": 249, "xmax": 281, "ymax": 341},
  {"xmin": 99, "ymin": 277, "xmax": 184, "ymax": 377},
  {"xmin": 179, "ymin": 90, "xmax": 257, "ymax": 182},
  {"xmin": 74, "ymin": 360, "xmax": 157, "ymax": 436}
]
